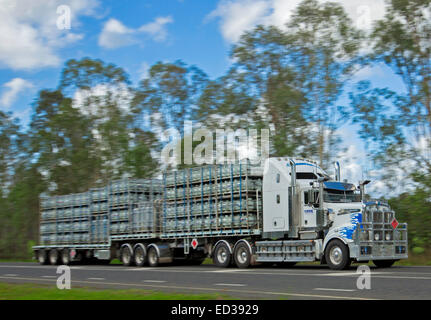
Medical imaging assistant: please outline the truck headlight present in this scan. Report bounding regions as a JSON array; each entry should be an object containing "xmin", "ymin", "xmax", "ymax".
[
  {"xmin": 385, "ymin": 233, "xmax": 391, "ymax": 241},
  {"xmin": 374, "ymin": 233, "xmax": 380, "ymax": 241}
]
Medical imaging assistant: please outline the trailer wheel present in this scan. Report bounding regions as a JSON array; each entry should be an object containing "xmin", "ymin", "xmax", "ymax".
[
  {"xmin": 37, "ymin": 250, "xmax": 48, "ymax": 265},
  {"xmin": 373, "ymin": 260, "xmax": 396, "ymax": 268},
  {"xmin": 120, "ymin": 245, "xmax": 134, "ymax": 266},
  {"xmin": 325, "ymin": 240, "xmax": 351, "ymax": 270},
  {"xmin": 147, "ymin": 246, "xmax": 159, "ymax": 267},
  {"xmin": 134, "ymin": 244, "xmax": 147, "ymax": 267},
  {"xmin": 234, "ymin": 242, "xmax": 251, "ymax": 268},
  {"xmin": 49, "ymin": 249, "xmax": 60, "ymax": 265},
  {"xmin": 213, "ymin": 242, "xmax": 232, "ymax": 268},
  {"xmin": 61, "ymin": 249, "xmax": 71, "ymax": 265}
]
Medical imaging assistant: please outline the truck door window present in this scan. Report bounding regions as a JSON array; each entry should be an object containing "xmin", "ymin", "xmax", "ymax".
[{"xmin": 304, "ymin": 191, "xmax": 309, "ymax": 204}]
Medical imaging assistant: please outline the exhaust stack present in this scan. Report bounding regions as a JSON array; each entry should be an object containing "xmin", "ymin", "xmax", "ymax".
[{"xmin": 334, "ymin": 162, "xmax": 340, "ymax": 181}]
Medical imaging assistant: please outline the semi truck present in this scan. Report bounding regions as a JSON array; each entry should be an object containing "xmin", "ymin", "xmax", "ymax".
[{"xmin": 33, "ymin": 157, "xmax": 408, "ymax": 270}]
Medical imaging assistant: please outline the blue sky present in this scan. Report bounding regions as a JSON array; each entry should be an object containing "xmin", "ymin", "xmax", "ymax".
[{"xmin": 0, "ymin": 0, "xmax": 408, "ymax": 192}]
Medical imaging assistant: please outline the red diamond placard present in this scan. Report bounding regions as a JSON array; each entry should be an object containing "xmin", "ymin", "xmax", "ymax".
[
  {"xmin": 391, "ymin": 218, "xmax": 399, "ymax": 229},
  {"xmin": 191, "ymin": 238, "xmax": 198, "ymax": 249}
]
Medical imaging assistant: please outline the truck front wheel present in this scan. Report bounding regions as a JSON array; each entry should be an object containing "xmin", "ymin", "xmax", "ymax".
[
  {"xmin": 213, "ymin": 242, "xmax": 232, "ymax": 268},
  {"xmin": 325, "ymin": 240, "xmax": 351, "ymax": 270}
]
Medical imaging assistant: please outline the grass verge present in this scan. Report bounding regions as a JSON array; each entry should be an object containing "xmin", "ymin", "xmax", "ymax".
[{"xmin": 0, "ymin": 282, "xmax": 233, "ymax": 300}]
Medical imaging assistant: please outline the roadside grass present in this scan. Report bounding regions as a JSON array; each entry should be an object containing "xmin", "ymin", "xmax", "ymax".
[
  {"xmin": 0, "ymin": 282, "xmax": 234, "ymax": 300},
  {"xmin": 393, "ymin": 251, "xmax": 431, "ymax": 266}
]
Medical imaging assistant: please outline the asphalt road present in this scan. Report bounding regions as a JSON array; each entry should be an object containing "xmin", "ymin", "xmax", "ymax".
[{"xmin": 1, "ymin": 262, "xmax": 430, "ymax": 300}]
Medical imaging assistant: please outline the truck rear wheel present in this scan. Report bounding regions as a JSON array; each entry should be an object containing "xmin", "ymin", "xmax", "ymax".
[
  {"xmin": 373, "ymin": 260, "xmax": 396, "ymax": 268},
  {"xmin": 213, "ymin": 242, "xmax": 232, "ymax": 268},
  {"xmin": 49, "ymin": 249, "xmax": 60, "ymax": 265},
  {"xmin": 233, "ymin": 242, "xmax": 251, "ymax": 268},
  {"xmin": 37, "ymin": 250, "xmax": 48, "ymax": 265},
  {"xmin": 325, "ymin": 240, "xmax": 350, "ymax": 270},
  {"xmin": 120, "ymin": 245, "xmax": 134, "ymax": 266},
  {"xmin": 134, "ymin": 244, "xmax": 147, "ymax": 267},
  {"xmin": 61, "ymin": 249, "xmax": 70, "ymax": 265},
  {"xmin": 147, "ymin": 247, "xmax": 159, "ymax": 267}
]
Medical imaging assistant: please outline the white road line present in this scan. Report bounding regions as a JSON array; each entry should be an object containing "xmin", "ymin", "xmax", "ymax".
[
  {"xmin": 87, "ymin": 277, "xmax": 105, "ymax": 280},
  {"xmin": 3, "ymin": 274, "xmax": 18, "ymax": 277},
  {"xmin": 212, "ymin": 269, "xmax": 253, "ymax": 273},
  {"xmin": 214, "ymin": 283, "xmax": 246, "ymax": 287},
  {"xmin": 142, "ymin": 280, "xmax": 166, "ymax": 283},
  {"xmin": 314, "ymin": 288, "xmax": 356, "ymax": 292},
  {"xmin": 322, "ymin": 272, "xmax": 386, "ymax": 277}
]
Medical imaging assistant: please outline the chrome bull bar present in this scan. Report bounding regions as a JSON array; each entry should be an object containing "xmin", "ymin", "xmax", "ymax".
[{"xmin": 352, "ymin": 221, "xmax": 408, "ymax": 261}]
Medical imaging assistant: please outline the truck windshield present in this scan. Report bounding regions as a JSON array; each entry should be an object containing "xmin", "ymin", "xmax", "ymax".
[{"xmin": 323, "ymin": 189, "xmax": 361, "ymax": 203}]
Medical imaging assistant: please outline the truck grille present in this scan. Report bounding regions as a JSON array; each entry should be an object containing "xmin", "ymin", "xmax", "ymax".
[{"xmin": 354, "ymin": 203, "xmax": 408, "ymax": 257}]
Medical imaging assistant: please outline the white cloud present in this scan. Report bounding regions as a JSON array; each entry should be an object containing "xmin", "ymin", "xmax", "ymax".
[
  {"xmin": 98, "ymin": 18, "xmax": 136, "ymax": 49},
  {"xmin": 208, "ymin": 0, "xmax": 387, "ymax": 43},
  {"xmin": 0, "ymin": 78, "xmax": 34, "ymax": 109},
  {"xmin": 139, "ymin": 16, "xmax": 173, "ymax": 42},
  {"xmin": 98, "ymin": 16, "xmax": 173, "ymax": 49},
  {"xmin": 0, "ymin": 0, "xmax": 99, "ymax": 70},
  {"xmin": 206, "ymin": 0, "xmax": 270, "ymax": 43}
]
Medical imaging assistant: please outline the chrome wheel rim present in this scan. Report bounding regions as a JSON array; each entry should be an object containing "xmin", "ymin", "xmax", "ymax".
[
  {"xmin": 217, "ymin": 247, "xmax": 228, "ymax": 264},
  {"xmin": 135, "ymin": 248, "xmax": 144, "ymax": 265},
  {"xmin": 122, "ymin": 248, "xmax": 131, "ymax": 264},
  {"xmin": 62, "ymin": 251, "xmax": 69, "ymax": 264},
  {"xmin": 148, "ymin": 249, "xmax": 157, "ymax": 265},
  {"xmin": 49, "ymin": 251, "xmax": 57, "ymax": 264},
  {"xmin": 329, "ymin": 246, "xmax": 343, "ymax": 265},
  {"xmin": 236, "ymin": 247, "xmax": 248, "ymax": 264}
]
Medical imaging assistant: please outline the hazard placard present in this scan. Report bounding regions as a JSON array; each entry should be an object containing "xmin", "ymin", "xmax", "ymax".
[{"xmin": 191, "ymin": 238, "xmax": 198, "ymax": 249}]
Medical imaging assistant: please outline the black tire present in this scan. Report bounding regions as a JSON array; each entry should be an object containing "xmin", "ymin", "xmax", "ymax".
[
  {"xmin": 147, "ymin": 246, "xmax": 159, "ymax": 267},
  {"xmin": 49, "ymin": 249, "xmax": 60, "ymax": 265},
  {"xmin": 325, "ymin": 240, "xmax": 351, "ymax": 270},
  {"xmin": 233, "ymin": 242, "xmax": 252, "ymax": 268},
  {"xmin": 134, "ymin": 245, "xmax": 147, "ymax": 267},
  {"xmin": 37, "ymin": 250, "xmax": 48, "ymax": 265},
  {"xmin": 373, "ymin": 259, "xmax": 396, "ymax": 268},
  {"xmin": 61, "ymin": 249, "xmax": 70, "ymax": 265},
  {"xmin": 120, "ymin": 245, "xmax": 134, "ymax": 266},
  {"xmin": 213, "ymin": 242, "xmax": 232, "ymax": 268}
]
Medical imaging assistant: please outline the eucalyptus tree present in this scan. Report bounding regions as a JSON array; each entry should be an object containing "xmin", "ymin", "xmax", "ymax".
[
  {"xmin": 225, "ymin": 0, "xmax": 363, "ymax": 166},
  {"xmin": 351, "ymin": 0, "xmax": 431, "ymax": 189}
]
